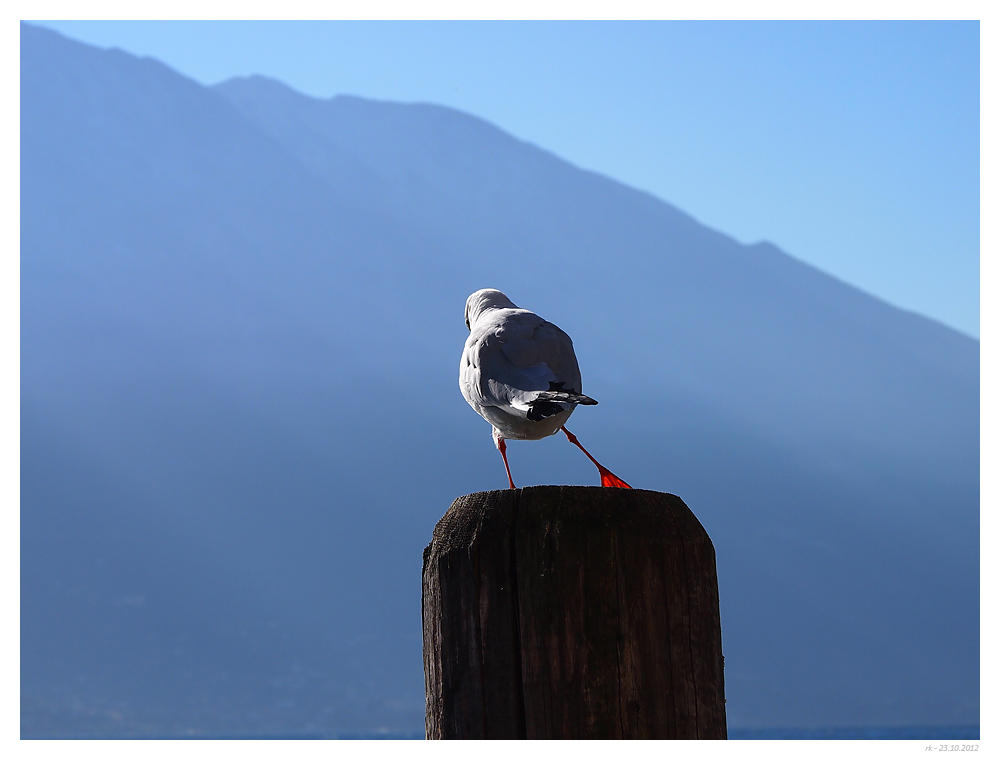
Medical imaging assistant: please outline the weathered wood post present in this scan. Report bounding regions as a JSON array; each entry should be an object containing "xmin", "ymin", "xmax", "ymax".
[{"xmin": 422, "ymin": 486, "xmax": 726, "ymax": 739}]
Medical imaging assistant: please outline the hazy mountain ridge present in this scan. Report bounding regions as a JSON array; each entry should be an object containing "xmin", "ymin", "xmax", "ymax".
[
  {"xmin": 21, "ymin": 22, "xmax": 978, "ymax": 737},
  {"xmin": 214, "ymin": 73, "xmax": 977, "ymax": 475}
]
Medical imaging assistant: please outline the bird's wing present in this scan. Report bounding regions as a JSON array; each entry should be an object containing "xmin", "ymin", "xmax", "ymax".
[
  {"xmin": 461, "ymin": 310, "xmax": 584, "ymax": 416},
  {"xmin": 497, "ymin": 316, "xmax": 583, "ymax": 393}
]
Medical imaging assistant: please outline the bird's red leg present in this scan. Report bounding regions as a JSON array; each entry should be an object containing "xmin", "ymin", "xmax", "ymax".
[
  {"xmin": 561, "ymin": 426, "xmax": 632, "ymax": 488},
  {"xmin": 497, "ymin": 437, "xmax": 516, "ymax": 490}
]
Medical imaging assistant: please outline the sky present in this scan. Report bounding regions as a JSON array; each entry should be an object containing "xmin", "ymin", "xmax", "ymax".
[{"xmin": 29, "ymin": 20, "xmax": 981, "ymax": 338}]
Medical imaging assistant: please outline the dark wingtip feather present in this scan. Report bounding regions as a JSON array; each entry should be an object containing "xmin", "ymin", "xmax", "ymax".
[{"xmin": 534, "ymin": 390, "xmax": 598, "ymax": 406}]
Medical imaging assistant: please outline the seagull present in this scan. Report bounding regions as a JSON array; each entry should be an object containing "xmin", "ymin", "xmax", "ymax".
[{"xmin": 460, "ymin": 288, "xmax": 631, "ymax": 490}]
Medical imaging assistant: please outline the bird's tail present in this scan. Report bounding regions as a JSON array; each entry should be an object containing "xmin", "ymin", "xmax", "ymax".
[{"xmin": 524, "ymin": 390, "xmax": 598, "ymax": 421}]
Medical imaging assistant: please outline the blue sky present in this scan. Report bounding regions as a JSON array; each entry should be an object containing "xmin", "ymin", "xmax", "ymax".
[{"xmin": 30, "ymin": 20, "xmax": 980, "ymax": 337}]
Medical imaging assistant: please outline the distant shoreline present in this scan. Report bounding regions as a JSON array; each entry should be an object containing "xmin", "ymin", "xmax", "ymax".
[{"xmin": 19, "ymin": 725, "xmax": 982, "ymax": 741}]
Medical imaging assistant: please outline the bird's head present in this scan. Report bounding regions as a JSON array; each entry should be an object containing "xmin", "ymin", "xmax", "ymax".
[{"xmin": 464, "ymin": 289, "xmax": 517, "ymax": 331}]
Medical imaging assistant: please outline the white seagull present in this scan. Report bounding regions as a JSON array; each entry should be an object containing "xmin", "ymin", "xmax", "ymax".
[{"xmin": 459, "ymin": 288, "xmax": 631, "ymax": 490}]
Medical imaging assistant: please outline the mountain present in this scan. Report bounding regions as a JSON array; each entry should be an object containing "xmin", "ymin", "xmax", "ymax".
[{"xmin": 20, "ymin": 22, "xmax": 979, "ymax": 737}]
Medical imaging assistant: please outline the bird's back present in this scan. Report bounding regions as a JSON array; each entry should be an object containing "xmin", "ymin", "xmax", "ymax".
[{"xmin": 461, "ymin": 304, "xmax": 585, "ymax": 440}]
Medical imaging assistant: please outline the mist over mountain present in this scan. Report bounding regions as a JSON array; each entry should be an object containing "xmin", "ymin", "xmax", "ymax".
[{"xmin": 20, "ymin": 22, "xmax": 978, "ymax": 737}]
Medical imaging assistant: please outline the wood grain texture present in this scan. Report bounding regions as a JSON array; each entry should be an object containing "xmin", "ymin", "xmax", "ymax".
[{"xmin": 422, "ymin": 486, "xmax": 726, "ymax": 739}]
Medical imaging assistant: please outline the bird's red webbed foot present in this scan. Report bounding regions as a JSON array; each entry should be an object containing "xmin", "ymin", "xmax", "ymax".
[
  {"xmin": 597, "ymin": 468, "xmax": 632, "ymax": 489},
  {"xmin": 561, "ymin": 427, "xmax": 632, "ymax": 489}
]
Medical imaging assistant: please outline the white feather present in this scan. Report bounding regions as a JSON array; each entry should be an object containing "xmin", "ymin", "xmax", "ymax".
[{"xmin": 459, "ymin": 289, "xmax": 593, "ymax": 442}]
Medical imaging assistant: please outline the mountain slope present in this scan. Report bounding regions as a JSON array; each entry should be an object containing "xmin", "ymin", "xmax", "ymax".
[
  {"xmin": 214, "ymin": 73, "xmax": 978, "ymax": 475},
  {"xmin": 21, "ymin": 23, "xmax": 978, "ymax": 736}
]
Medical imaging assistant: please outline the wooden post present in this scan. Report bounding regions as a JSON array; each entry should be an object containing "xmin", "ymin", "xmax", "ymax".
[{"xmin": 422, "ymin": 486, "xmax": 727, "ymax": 740}]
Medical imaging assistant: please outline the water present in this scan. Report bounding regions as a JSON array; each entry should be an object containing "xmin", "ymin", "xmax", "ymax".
[
  {"xmin": 728, "ymin": 726, "xmax": 980, "ymax": 740},
  {"xmin": 27, "ymin": 726, "xmax": 978, "ymax": 740}
]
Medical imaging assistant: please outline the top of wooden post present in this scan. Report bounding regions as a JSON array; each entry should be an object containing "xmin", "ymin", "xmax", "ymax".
[{"xmin": 428, "ymin": 485, "xmax": 714, "ymax": 558}]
